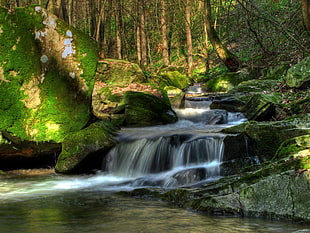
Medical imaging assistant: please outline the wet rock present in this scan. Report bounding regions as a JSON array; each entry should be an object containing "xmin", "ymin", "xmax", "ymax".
[
  {"xmin": 55, "ymin": 121, "xmax": 117, "ymax": 174},
  {"xmin": 121, "ymin": 91, "xmax": 178, "ymax": 126},
  {"xmin": 210, "ymin": 97, "xmax": 245, "ymax": 112},
  {"xmin": 164, "ymin": 168, "xmax": 207, "ymax": 187},
  {"xmin": 221, "ymin": 115, "xmax": 310, "ymax": 161}
]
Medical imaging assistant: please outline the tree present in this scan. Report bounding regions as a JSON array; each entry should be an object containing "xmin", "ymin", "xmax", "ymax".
[
  {"xmin": 185, "ymin": 0, "xmax": 193, "ymax": 74},
  {"xmin": 302, "ymin": 0, "xmax": 310, "ymax": 33},
  {"xmin": 204, "ymin": 0, "xmax": 239, "ymax": 71},
  {"xmin": 160, "ymin": 0, "xmax": 169, "ymax": 66}
]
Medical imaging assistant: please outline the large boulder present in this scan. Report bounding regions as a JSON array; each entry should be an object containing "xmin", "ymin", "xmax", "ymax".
[
  {"xmin": 0, "ymin": 6, "xmax": 98, "ymax": 143},
  {"xmin": 116, "ymin": 91, "xmax": 177, "ymax": 126},
  {"xmin": 55, "ymin": 121, "xmax": 117, "ymax": 174},
  {"xmin": 204, "ymin": 69, "xmax": 254, "ymax": 93},
  {"xmin": 96, "ymin": 59, "xmax": 146, "ymax": 85},
  {"xmin": 242, "ymin": 93, "xmax": 282, "ymax": 121},
  {"xmin": 221, "ymin": 114, "xmax": 310, "ymax": 161},
  {"xmin": 157, "ymin": 66, "xmax": 190, "ymax": 90},
  {"xmin": 285, "ymin": 56, "xmax": 310, "ymax": 88}
]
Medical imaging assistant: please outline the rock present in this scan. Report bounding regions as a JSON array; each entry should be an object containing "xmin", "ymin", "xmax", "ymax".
[
  {"xmin": 262, "ymin": 62, "xmax": 290, "ymax": 80},
  {"xmin": 221, "ymin": 115, "xmax": 310, "ymax": 161},
  {"xmin": 210, "ymin": 97, "xmax": 245, "ymax": 112},
  {"xmin": 227, "ymin": 79, "xmax": 279, "ymax": 102},
  {"xmin": 158, "ymin": 68, "xmax": 190, "ymax": 90},
  {"xmin": 0, "ymin": 6, "xmax": 98, "ymax": 143},
  {"xmin": 239, "ymin": 170, "xmax": 310, "ymax": 221},
  {"xmin": 204, "ymin": 70, "xmax": 253, "ymax": 93},
  {"xmin": 285, "ymin": 56, "xmax": 310, "ymax": 88},
  {"xmin": 121, "ymin": 91, "xmax": 178, "ymax": 126},
  {"xmin": 242, "ymin": 93, "xmax": 282, "ymax": 121},
  {"xmin": 96, "ymin": 59, "xmax": 146, "ymax": 85},
  {"xmin": 164, "ymin": 168, "xmax": 207, "ymax": 187},
  {"xmin": 55, "ymin": 121, "xmax": 117, "ymax": 174}
]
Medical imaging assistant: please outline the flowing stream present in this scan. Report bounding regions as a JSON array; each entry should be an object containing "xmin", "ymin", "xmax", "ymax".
[{"xmin": 0, "ymin": 91, "xmax": 309, "ymax": 232}]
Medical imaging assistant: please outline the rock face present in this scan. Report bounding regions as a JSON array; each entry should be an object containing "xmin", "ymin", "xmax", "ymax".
[
  {"xmin": 96, "ymin": 59, "xmax": 146, "ymax": 85},
  {"xmin": 286, "ymin": 56, "xmax": 310, "ymax": 88},
  {"xmin": 222, "ymin": 115, "xmax": 310, "ymax": 161},
  {"xmin": 55, "ymin": 121, "xmax": 117, "ymax": 174},
  {"xmin": 118, "ymin": 91, "xmax": 178, "ymax": 126},
  {"xmin": 0, "ymin": 6, "xmax": 98, "ymax": 143}
]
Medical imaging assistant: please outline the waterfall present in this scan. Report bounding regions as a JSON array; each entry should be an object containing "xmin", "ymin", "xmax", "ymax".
[
  {"xmin": 101, "ymin": 84, "xmax": 247, "ymax": 188},
  {"xmin": 103, "ymin": 133, "xmax": 225, "ymax": 187}
]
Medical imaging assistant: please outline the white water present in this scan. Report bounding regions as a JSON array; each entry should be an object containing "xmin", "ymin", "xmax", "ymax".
[{"xmin": 0, "ymin": 96, "xmax": 248, "ymax": 201}]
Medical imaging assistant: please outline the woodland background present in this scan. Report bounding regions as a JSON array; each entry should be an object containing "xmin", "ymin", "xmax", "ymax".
[{"xmin": 1, "ymin": 0, "xmax": 309, "ymax": 78}]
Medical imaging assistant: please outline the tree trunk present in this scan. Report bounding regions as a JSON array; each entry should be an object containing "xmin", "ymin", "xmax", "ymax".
[
  {"xmin": 185, "ymin": 0, "xmax": 193, "ymax": 75},
  {"xmin": 114, "ymin": 0, "xmax": 122, "ymax": 59},
  {"xmin": 302, "ymin": 0, "xmax": 310, "ymax": 33},
  {"xmin": 139, "ymin": 1, "xmax": 147, "ymax": 69},
  {"xmin": 204, "ymin": 0, "xmax": 239, "ymax": 71},
  {"xmin": 160, "ymin": 0, "xmax": 169, "ymax": 66}
]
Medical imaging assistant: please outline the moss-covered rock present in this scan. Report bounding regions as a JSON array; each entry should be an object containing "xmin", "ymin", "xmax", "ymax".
[
  {"xmin": 204, "ymin": 70, "xmax": 253, "ymax": 93},
  {"xmin": 96, "ymin": 59, "xmax": 146, "ymax": 85},
  {"xmin": 0, "ymin": 6, "xmax": 98, "ymax": 143},
  {"xmin": 242, "ymin": 93, "xmax": 282, "ymax": 121},
  {"xmin": 121, "ymin": 91, "xmax": 177, "ymax": 126},
  {"xmin": 285, "ymin": 56, "xmax": 310, "ymax": 88},
  {"xmin": 221, "ymin": 116, "xmax": 310, "ymax": 161},
  {"xmin": 55, "ymin": 121, "xmax": 117, "ymax": 174},
  {"xmin": 158, "ymin": 67, "xmax": 190, "ymax": 90},
  {"xmin": 262, "ymin": 62, "xmax": 290, "ymax": 80}
]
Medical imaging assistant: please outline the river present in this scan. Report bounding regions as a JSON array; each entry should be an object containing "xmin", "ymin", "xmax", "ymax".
[{"xmin": 0, "ymin": 171, "xmax": 309, "ymax": 233}]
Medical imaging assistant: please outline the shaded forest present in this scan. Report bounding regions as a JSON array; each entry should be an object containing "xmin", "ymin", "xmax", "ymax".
[{"xmin": 1, "ymin": 0, "xmax": 309, "ymax": 76}]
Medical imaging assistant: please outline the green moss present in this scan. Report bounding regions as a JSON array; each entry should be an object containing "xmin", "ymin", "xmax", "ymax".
[
  {"xmin": 158, "ymin": 71, "xmax": 189, "ymax": 90},
  {"xmin": 0, "ymin": 6, "xmax": 43, "ymax": 138}
]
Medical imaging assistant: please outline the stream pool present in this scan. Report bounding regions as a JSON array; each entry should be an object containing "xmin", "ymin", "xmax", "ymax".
[{"xmin": 0, "ymin": 170, "xmax": 309, "ymax": 233}]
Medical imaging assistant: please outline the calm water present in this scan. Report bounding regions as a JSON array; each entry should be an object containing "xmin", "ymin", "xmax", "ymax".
[{"xmin": 0, "ymin": 171, "xmax": 309, "ymax": 233}]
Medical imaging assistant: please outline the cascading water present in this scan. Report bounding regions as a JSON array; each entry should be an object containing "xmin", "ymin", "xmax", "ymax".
[{"xmin": 101, "ymin": 86, "xmax": 247, "ymax": 188}]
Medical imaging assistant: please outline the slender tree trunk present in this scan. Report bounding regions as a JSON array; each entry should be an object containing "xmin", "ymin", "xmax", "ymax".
[
  {"xmin": 204, "ymin": 0, "xmax": 239, "ymax": 71},
  {"xmin": 160, "ymin": 0, "xmax": 169, "ymax": 66},
  {"xmin": 302, "ymin": 0, "xmax": 310, "ymax": 33},
  {"xmin": 185, "ymin": 0, "xmax": 193, "ymax": 75},
  {"xmin": 139, "ymin": 1, "xmax": 147, "ymax": 69},
  {"xmin": 114, "ymin": 0, "xmax": 122, "ymax": 59}
]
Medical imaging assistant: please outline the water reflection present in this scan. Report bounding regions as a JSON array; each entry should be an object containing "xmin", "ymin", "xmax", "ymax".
[{"xmin": 0, "ymin": 176, "xmax": 309, "ymax": 233}]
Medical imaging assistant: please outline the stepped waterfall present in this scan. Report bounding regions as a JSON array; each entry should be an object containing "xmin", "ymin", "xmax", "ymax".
[{"xmin": 101, "ymin": 88, "xmax": 247, "ymax": 188}]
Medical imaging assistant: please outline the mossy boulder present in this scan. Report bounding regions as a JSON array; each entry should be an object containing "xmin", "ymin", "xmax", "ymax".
[
  {"xmin": 0, "ymin": 6, "xmax": 98, "ymax": 143},
  {"xmin": 262, "ymin": 62, "xmax": 290, "ymax": 80},
  {"xmin": 55, "ymin": 121, "xmax": 117, "ymax": 174},
  {"xmin": 227, "ymin": 79, "xmax": 279, "ymax": 102},
  {"xmin": 119, "ymin": 91, "xmax": 177, "ymax": 126},
  {"xmin": 285, "ymin": 56, "xmax": 310, "ymax": 88},
  {"xmin": 96, "ymin": 59, "xmax": 146, "ymax": 85},
  {"xmin": 221, "ymin": 115, "xmax": 310, "ymax": 161},
  {"xmin": 204, "ymin": 70, "xmax": 253, "ymax": 93},
  {"xmin": 158, "ymin": 67, "xmax": 190, "ymax": 90},
  {"xmin": 242, "ymin": 93, "xmax": 282, "ymax": 121}
]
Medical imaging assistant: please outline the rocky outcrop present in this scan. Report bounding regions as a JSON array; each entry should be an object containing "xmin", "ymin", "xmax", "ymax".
[
  {"xmin": 96, "ymin": 59, "xmax": 146, "ymax": 85},
  {"xmin": 0, "ymin": 6, "xmax": 98, "ymax": 143},
  {"xmin": 55, "ymin": 121, "xmax": 117, "ymax": 174},
  {"xmin": 116, "ymin": 91, "xmax": 177, "ymax": 126},
  {"xmin": 285, "ymin": 56, "xmax": 310, "ymax": 89},
  {"xmin": 221, "ymin": 114, "xmax": 310, "ymax": 161}
]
